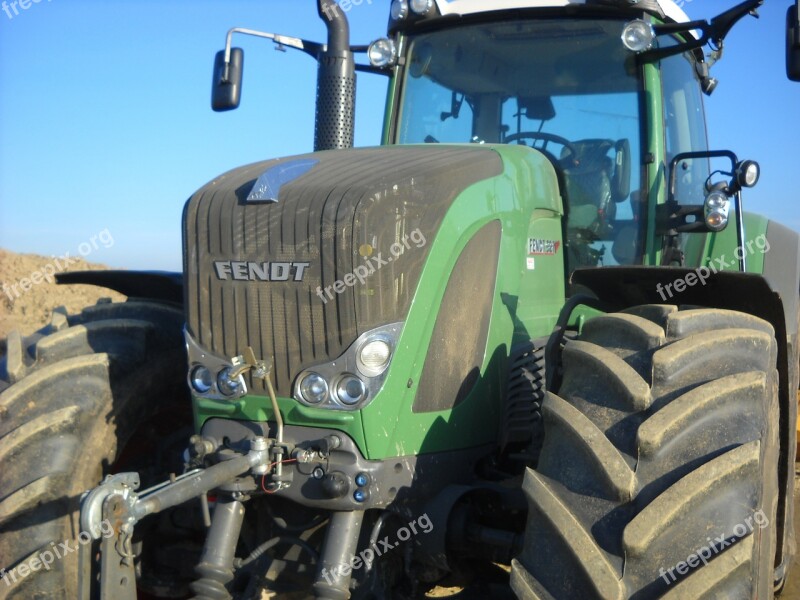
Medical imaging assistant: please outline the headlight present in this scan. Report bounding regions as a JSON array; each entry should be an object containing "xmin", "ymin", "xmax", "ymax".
[
  {"xmin": 704, "ymin": 190, "xmax": 730, "ymax": 232},
  {"xmin": 621, "ymin": 20, "xmax": 656, "ymax": 52},
  {"xmin": 293, "ymin": 322, "xmax": 401, "ymax": 410},
  {"xmin": 390, "ymin": 0, "xmax": 409, "ymax": 20},
  {"xmin": 357, "ymin": 338, "xmax": 392, "ymax": 377},
  {"xmin": 335, "ymin": 375, "xmax": 367, "ymax": 406},
  {"xmin": 735, "ymin": 160, "xmax": 760, "ymax": 188},
  {"xmin": 368, "ymin": 38, "xmax": 397, "ymax": 68},
  {"xmin": 299, "ymin": 372, "xmax": 328, "ymax": 404},
  {"xmin": 190, "ymin": 365, "xmax": 214, "ymax": 394},
  {"xmin": 217, "ymin": 367, "xmax": 242, "ymax": 396},
  {"xmin": 409, "ymin": 0, "xmax": 434, "ymax": 15}
]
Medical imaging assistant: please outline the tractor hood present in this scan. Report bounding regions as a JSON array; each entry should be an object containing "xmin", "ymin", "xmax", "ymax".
[{"xmin": 183, "ymin": 145, "xmax": 502, "ymax": 397}]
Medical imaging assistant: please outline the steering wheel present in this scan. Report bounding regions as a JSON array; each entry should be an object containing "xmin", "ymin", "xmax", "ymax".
[{"xmin": 504, "ymin": 132, "xmax": 578, "ymax": 166}]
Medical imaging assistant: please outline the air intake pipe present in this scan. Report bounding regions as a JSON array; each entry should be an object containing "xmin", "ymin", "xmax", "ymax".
[{"xmin": 314, "ymin": 0, "xmax": 356, "ymax": 151}]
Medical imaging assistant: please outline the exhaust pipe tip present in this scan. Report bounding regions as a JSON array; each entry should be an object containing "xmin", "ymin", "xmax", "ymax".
[{"xmin": 314, "ymin": 0, "xmax": 356, "ymax": 151}]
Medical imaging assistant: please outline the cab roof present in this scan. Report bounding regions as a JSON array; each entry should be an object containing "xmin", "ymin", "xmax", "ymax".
[{"xmin": 431, "ymin": 0, "xmax": 691, "ymax": 23}]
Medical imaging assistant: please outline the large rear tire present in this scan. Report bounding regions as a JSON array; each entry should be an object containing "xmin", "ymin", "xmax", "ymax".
[
  {"xmin": 511, "ymin": 305, "xmax": 780, "ymax": 599},
  {"xmin": 0, "ymin": 300, "xmax": 188, "ymax": 599}
]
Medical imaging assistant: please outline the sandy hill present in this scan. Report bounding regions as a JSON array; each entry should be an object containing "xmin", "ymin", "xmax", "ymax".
[{"xmin": 0, "ymin": 248, "xmax": 126, "ymax": 351}]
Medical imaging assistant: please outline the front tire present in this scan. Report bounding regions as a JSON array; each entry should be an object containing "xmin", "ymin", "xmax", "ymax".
[
  {"xmin": 511, "ymin": 305, "xmax": 780, "ymax": 599},
  {"xmin": 0, "ymin": 300, "xmax": 188, "ymax": 599}
]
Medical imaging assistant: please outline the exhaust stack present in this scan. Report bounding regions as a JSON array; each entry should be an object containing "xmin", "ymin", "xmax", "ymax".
[{"xmin": 315, "ymin": 0, "xmax": 356, "ymax": 151}]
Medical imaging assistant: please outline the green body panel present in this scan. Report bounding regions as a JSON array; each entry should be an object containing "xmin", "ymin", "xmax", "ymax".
[
  {"xmin": 192, "ymin": 145, "xmax": 564, "ymax": 460},
  {"xmin": 381, "ymin": 49, "xmax": 402, "ymax": 145},
  {"xmin": 361, "ymin": 144, "xmax": 564, "ymax": 459},
  {"xmin": 642, "ymin": 60, "xmax": 666, "ymax": 267},
  {"xmin": 682, "ymin": 212, "xmax": 769, "ymax": 275}
]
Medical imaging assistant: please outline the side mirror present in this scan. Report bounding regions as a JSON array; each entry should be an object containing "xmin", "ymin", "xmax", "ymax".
[
  {"xmin": 212, "ymin": 47, "xmax": 244, "ymax": 112},
  {"xmin": 660, "ymin": 150, "xmax": 739, "ymax": 235},
  {"xmin": 787, "ymin": 2, "xmax": 800, "ymax": 81}
]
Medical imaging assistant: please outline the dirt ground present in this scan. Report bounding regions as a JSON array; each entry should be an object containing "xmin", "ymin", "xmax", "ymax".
[{"xmin": 0, "ymin": 248, "xmax": 125, "ymax": 352}]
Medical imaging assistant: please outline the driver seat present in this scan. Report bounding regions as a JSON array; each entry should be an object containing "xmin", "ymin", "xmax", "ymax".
[{"xmin": 561, "ymin": 139, "xmax": 615, "ymax": 237}]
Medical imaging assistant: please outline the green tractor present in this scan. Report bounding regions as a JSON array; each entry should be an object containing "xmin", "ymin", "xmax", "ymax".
[{"xmin": 2, "ymin": 0, "xmax": 800, "ymax": 598}]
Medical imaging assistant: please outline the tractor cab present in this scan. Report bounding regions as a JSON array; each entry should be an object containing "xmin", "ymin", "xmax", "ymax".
[
  {"xmin": 387, "ymin": 15, "xmax": 645, "ymax": 269},
  {"xmin": 376, "ymin": 0, "xmax": 768, "ymax": 274}
]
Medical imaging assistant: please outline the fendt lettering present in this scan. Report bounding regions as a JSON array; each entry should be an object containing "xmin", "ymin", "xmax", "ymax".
[{"xmin": 213, "ymin": 260, "xmax": 310, "ymax": 282}]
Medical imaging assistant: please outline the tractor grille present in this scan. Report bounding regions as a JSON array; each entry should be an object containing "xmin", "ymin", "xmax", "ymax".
[{"xmin": 183, "ymin": 146, "xmax": 502, "ymax": 396}]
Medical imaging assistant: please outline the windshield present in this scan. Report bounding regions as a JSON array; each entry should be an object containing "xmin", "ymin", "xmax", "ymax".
[{"xmin": 396, "ymin": 18, "xmax": 646, "ymax": 269}]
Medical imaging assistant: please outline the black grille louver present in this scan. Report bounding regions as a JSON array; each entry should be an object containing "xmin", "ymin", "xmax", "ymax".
[{"xmin": 183, "ymin": 146, "xmax": 503, "ymax": 396}]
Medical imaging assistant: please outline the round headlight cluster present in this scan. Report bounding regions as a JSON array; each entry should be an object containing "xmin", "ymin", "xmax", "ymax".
[
  {"xmin": 189, "ymin": 364, "xmax": 245, "ymax": 398},
  {"xmin": 704, "ymin": 190, "xmax": 730, "ymax": 232},
  {"xmin": 293, "ymin": 325, "xmax": 399, "ymax": 410},
  {"xmin": 297, "ymin": 372, "xmax": 368, "ymax": 407}
]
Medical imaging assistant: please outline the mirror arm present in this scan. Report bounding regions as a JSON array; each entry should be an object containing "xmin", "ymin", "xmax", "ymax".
[
  {"xmin": 220, "ymin": 28, "xmax": 323, "ymax": 82},
  {"xmin": 637, "ymin": 22, "xmax": 710, "ymax": 62},
  {"xmin": 218, "ymin": 30, "xmax": 376, "ymax": 83},
  {"xmin": 668, "ymin": 150, "xmax": 737, "ymax": 203},
  {"xmin": 637, "ymin": 0, "xmax": 763, "ymax": 63},
  {"xmin": 706, "ymin": 0, "xmax": 763, "ymax": 46}
]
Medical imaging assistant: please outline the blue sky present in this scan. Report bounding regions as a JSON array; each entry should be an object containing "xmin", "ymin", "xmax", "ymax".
[{"xmin": 0, "ymin": 0, "xmax": 797, "ymax": 270}]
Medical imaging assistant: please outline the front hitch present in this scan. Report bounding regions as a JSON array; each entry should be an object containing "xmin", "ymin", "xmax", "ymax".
[{"xmin": 79, "ymin": 438, "xmax": 271, "ymax": 599}]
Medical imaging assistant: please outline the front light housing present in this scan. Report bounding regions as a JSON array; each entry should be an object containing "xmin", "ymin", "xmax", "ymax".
[
  {"xmin": 293, "ymin": 322, "xmax": 402, "ymax": 410},
  {"xmin": 357, "ymin": 338, "xmax": 392, "ymax": 377},
  {"xmin": 368, "ymin": 38, "xmax": 397, "ymax": 68},
  {"xmin": 217, "ymin": 367, "xmax": 242, "ymax": 396},
  {"xmin": 336, "ymin": 375, "xmax": 367, "ymax": 406},
  {"xmin": 621, "ymin": 20, "xmax": 656, "ymax": 52},
  {"xmin": 390, "ymin": 0, "xmax": 409, "ymax": 20},
  {"xmin": 190, "ymin": 365, "xmax": 214, "ymax": 394},
  {"xmin": 704, "ymin": 190, "xmax": 731, "ymax": 231},
  {"xmin": 735, "ymin": 160, "xmax": 760, "ymax": 188},
  {"xmin": 409, "ymin": 0, "xmax": 434, "ymax": 15},
  {"xmin": 299, "ymin": 372, "xmax": 328, "ymax": 404}
]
